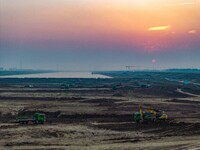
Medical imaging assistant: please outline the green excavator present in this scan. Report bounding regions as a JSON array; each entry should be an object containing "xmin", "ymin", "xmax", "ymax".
[{"xmin": 134, "ymin": 104, "xmax": 168, "ymax": 123}]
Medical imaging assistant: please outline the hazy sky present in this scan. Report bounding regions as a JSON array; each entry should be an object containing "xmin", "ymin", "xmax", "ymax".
[{"xmin": 0, "ymin": 0, "xmax": 200, "ymax": 70}]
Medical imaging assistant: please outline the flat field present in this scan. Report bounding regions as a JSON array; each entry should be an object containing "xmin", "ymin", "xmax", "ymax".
[{"xmin": 0, "ymin": 72, "xmax": 200, "ymax": 150}]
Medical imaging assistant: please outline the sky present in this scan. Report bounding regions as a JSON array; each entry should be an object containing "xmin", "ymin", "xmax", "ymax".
[{"xmin": 0, "ymin": 0, "xmax": 200, "ymax": 70}]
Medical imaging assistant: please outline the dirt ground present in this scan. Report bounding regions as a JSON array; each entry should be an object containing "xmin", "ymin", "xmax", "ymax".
[{"xmin": 0, "ymin": 72, "xmax": 200, "ymax": 150}]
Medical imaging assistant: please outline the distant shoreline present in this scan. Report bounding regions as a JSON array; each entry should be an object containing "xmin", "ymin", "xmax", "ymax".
[{"xmin": 0, "ymin": 71, "xmax": 111, "ymax": 79}]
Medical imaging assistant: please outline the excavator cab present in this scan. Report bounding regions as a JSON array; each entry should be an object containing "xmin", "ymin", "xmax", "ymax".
[{"xmin": 134, "ymin": 112, "xmax": 141, "ymax": 123}]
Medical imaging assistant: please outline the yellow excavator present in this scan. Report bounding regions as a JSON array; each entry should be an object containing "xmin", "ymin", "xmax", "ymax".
[{"xmin": 134, "ymin": 104, "xmax": 168, "ymax": 123}]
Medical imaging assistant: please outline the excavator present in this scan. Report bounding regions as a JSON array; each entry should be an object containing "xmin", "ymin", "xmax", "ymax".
[{"xmin": 134, "ymin": 104, "xmax": 168, "ymax": 123}]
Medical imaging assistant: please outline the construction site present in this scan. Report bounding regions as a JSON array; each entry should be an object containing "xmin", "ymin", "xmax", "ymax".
[{"xmin": 0, "ymin": 71, "xmax": 200, "ymax": 150}]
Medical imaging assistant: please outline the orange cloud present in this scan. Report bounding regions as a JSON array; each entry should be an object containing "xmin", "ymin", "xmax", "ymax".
[
  {"xmin": 188, "ymin": 30, "xmax": 197, "ymax": 34},
  {"xmin": 165, "ymin": 2, "xmax": 194, "ymax": 6},
  {"xmin": 148, "ymin": 26, "xmax": 171, "ymax": 31}
]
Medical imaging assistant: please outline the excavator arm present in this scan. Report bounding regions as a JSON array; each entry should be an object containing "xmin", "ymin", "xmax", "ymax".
[{"xmin": 139, "ymin": 104, "xmax": 144, "ymax": 122}]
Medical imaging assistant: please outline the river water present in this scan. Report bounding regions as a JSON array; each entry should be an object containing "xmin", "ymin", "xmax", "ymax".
[{"xmin": 0, "ymin": 72, "xmax": 111, "ymax": 79}]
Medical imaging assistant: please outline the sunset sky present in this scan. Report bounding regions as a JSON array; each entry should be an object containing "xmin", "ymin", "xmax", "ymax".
[{"xmin": 0, "ymin": 0, "xmax": 200, "ymax": 70}]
